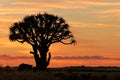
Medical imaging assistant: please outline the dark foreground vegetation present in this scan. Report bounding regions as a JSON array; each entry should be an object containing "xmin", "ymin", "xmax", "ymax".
[{"xmin": 0, "ymin": 66, "xmax": 120, "ymax": 80}]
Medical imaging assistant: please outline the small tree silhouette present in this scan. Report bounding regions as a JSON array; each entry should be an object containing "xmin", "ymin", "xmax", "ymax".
[{"xmin": 9, "ymin": 13, "xmax": 76, "ymax": 70}]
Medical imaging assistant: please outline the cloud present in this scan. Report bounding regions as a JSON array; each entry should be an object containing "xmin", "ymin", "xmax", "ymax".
[
  {"xmin": 93, "ymin": 8, "xmax": 120, "ymax": 17},
  {"xmin": 69, "ymin": 21, "xmax": 113, "ymax": 27},
  {"xmin": 0, "ymin": 54, "xmax": 33, "ymax": 60},
  {"xmin": 0, "ymin": 54, "xmax": 120, "ymax": 60},
  {"xmin": 0, "ymin": 0, "xmax": 119, "ymax": 16},
  {"xmin": 82, "ymin": 1, "xmax": 120, "ymax": 6},
  {"xmin": 53, "ymin": 56, "xmax": 120, "ymax": 60},
  {"xmin": 12, "ymin": 0, "xmax": 120, "ymax": 8},
  {"xmin": 0, "ymin": 7, "xmax": 51, "ymax": 15},
  {"xmin": 8, "ymin": 1, "xmax": 120, "ymax": 18},
  {"xmin": 11, "ymin": 1, "xmax": 85, "ymax": 9},
  {"xmin": 0, "ymin": 16, "xmax": 20, "ymax": 22},
  {"xmin": 53, "ymin": 56, "xmax": 103, "ymax": 60}
]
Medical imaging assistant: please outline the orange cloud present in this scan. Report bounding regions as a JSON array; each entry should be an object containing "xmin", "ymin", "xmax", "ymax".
[
  {"xmin": 0, "ymin": 16, "xmax": 20, "ymax": 22},
  {"xmin": 0, "ymin": 54, "xmax": 32, "ymax": 60},
  {"xmin": 53, "ymin": 56, "xmax": 120, "ymax": 60},
  {"xmin": 0, "ymin": 7, "xmax": 51, "ymax": 15},
  {"xmin": 12, "ymin": 0, "xmax": 120, "ymax": 8},
  {"xmin": 83, "ymin": 1, "xmax": 120, "ymax": 6},
  {"xmin": 0, "ymin": 0, "xmax": 119, "ymax": 16},
  {"xmin": 0, "ymin": 54, "xmax": 120, "ymax": 60},
  {"xmin": 93, "ymin": 8, "xmax": 120, "ymax": 17},
  {"xmin": 12, "ymin": 1, "xmax": 85, "ymax": 9},
  {"xmin": 69, "ymin": 21, "xmax": 113, "ymax": 27}
]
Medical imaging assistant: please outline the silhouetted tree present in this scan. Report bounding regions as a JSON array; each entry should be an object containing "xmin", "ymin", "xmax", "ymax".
[{"xmin": 9, "ymin": 13, "xmax": 76, "ymax": 70}]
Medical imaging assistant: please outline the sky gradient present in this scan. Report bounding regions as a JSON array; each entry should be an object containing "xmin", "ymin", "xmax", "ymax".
[{"xmin": 0, "ymin": 0, "xmax": 120, "ymax": 67}]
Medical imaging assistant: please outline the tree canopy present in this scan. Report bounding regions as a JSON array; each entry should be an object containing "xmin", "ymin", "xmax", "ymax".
[{"xmin": 9, "ymin": 13, "xmax": 76, "ymax": 47}]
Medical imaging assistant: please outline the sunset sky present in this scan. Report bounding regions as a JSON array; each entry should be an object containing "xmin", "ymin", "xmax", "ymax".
[{"xmin": 0, "ymin": 0, "xmax": 120, "ymax": 67}]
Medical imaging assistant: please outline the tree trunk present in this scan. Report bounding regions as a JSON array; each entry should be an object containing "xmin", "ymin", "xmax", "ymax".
[
  {"xmin": 31, "ymin": 45, "xmax": 40, "ymax": 68},
  {"xmin": 30, "ymin": 45, "xmax": 51, "ymax": 70},
  {"xmin": 31, "ymin": 45, "xmax": 51, "ymax": 70},
  {"xmin": 38, "ymin": 46, "xmax": 50, "ymax": 70}
]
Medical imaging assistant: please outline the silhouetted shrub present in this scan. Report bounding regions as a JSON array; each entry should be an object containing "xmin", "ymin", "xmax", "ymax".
[{"xmin": 17, "ymin": 63, "xmax": 32, "ymax": 71}]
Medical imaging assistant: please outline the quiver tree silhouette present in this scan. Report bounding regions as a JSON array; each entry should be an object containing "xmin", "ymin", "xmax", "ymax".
[{"xmin": 9, "ymin": 13, "xmax": 76, "ymax": 70}]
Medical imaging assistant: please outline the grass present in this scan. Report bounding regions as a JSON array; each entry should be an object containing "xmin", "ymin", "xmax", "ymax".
[{"xmin": 0, "ymin": 66, "xmax": 120, "ymax": 80}]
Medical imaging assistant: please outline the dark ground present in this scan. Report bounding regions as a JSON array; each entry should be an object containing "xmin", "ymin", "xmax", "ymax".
[{"xmin": 0, "ymin": 66, "xmax": 120, "ymax": 80}]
